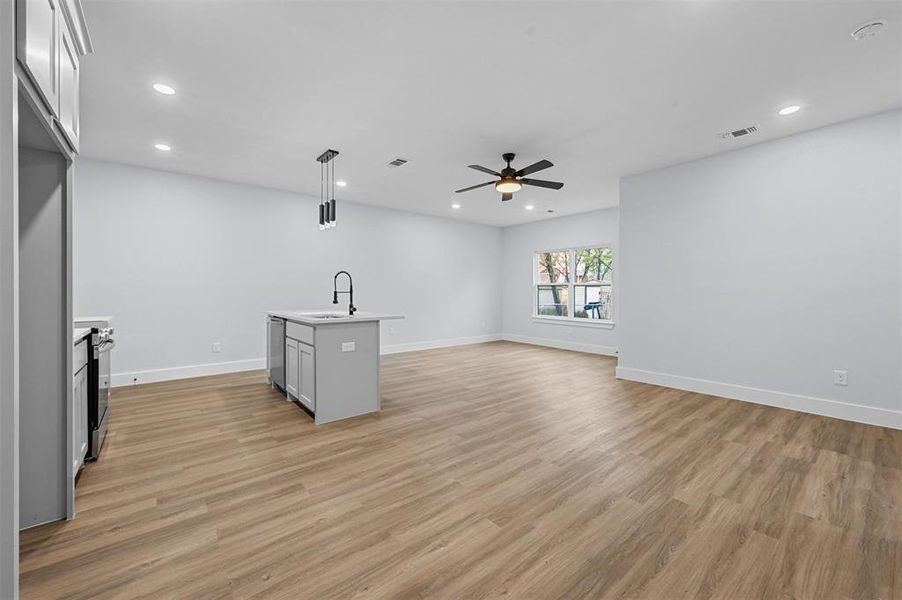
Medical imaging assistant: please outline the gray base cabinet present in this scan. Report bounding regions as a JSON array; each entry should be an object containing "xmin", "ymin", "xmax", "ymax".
[
  {"xmin": 271, "ymin": 316, "xmax": 383, "ymax": 424},
  {"xmin": 298, "ymin": 342, "xmax": 315, "ymax": 411},
  {"xmin": 285, "ymin": 335, "xmax": 316, "ymax": 412},
  {"xmin": 285, "ymin": 337, "xmax": 299, "ymax": 398},
  {"xmin": 72, "ymin": 342, "xmax": 87, "ymax": 477}
]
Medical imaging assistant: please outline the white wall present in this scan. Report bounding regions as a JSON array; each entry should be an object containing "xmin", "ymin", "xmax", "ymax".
[
  {"xmin": 618, "ymin": 110, "xmax": 902, "ymax": 428},
  {"xmin": 0, "ymin": 0, "xmax": 19, "ymax": 594},
  {"xmin": 501, "ymin": 208, "xmax": 619, "ymax": 355},
  {"xmin": 74, "ymin": 159, "xmax": 503, "ymax": 385},
  {"xmin": 18, "ymin": 149, "xmax": 69, "ymax": 528}
]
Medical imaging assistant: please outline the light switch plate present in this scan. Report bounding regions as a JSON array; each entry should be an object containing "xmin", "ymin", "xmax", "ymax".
[{"xmin": 342, "ymin": 341, "xmax": 356, "ymax": 352}]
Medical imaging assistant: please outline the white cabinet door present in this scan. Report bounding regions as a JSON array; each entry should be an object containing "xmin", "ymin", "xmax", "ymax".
[
  {"xmin": 285, "ymin": 337, "xmax": 299, "ymax": 400},
  {"xmin": 16, "ymin": 0, "xmax": 60, "ymax": 114},
  {"xmin": 57, "ymin": 14, "xmax": 79, "ymax": 150},
  {"xmin": 72, "ymin": 366, "xmax": 88, "ymax": 475},
  {"xmin": 298, "ymin": 343, "xmax": 315, "ymax": 411},
  {"xmin": 77, "ymin": 367, "xmax": 87, "ymax": 462}
]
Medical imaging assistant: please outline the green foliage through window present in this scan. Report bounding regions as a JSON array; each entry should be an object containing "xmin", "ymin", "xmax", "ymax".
[
  {"xmin": 535, "ymin": 247, "xmax": 613, "ymax": 321},
  {"xmin": 536, "ymin": 251, "xmax": 570, "ymax": 284},
  {"xmin": 575, "ymin": 247, "xmax": 613, "ymax": 283}
]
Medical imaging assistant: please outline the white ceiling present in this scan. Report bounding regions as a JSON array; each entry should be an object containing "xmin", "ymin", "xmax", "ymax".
[{"xmin": 79, "ymin": 1, "xmax": 901, "ymax": 227}]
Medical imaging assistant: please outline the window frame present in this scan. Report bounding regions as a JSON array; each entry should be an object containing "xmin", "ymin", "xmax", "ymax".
[{"xmin": 532, "ymin": 245, "xmax": 615, "ymax": 328}]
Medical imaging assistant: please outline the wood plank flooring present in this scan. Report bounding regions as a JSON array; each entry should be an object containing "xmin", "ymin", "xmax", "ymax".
[{"xmin": 19, "ymin": 341, "xmax": 902, "ymax": 599}]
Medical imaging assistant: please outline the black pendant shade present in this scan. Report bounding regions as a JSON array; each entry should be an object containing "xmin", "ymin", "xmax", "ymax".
[{"xmin": 317, "ymin": 149, "xmax": 339, "ymax": 230}]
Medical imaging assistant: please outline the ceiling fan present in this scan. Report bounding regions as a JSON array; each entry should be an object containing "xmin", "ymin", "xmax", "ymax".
[{"xmin": 455, "ymin": 153, "xmax": 564, "ymax": 201}]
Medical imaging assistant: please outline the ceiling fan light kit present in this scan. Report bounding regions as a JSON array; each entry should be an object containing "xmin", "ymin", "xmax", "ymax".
[
  {"xmin": 456, "ymin": 152, "xmax": 563, "ymax": 202},
  {"xmin": 495, "ymin": 177, "xmax": 522, "ymax": 193}
]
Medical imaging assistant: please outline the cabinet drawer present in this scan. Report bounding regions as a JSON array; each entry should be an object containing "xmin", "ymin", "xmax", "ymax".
[
  {"xmin": 74, "ymin": 338, "xmax": 88, "ymax": 372},
  {"xmin": 286, "ymin": 322, "xmax": 314, "ymax": 346}
]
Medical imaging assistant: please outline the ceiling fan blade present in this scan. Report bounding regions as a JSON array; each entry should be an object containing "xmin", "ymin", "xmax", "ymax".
[
  {"xmin": 501, "ymin": 192, "xmax": 513, "ymax": 201},
  {"xmin": 468, "ymin": 164, "xmax": 502, "ymax": 177},
  {"xmin": 520, "ymin": 178, "xmax": 564, "ymax": 190},
  {"xmin": 455, "ymin": 180, "xmax": 495, "ymax": 193},
  {"xmin": 515, "ymin": 159, "xmax": 553, "ymax": 177}
]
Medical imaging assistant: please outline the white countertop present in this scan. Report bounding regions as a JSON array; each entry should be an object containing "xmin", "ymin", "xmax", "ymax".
[
  {"xmin": 74, "ymin": 315, "xmax": 113, "ymax": 323},
  {"xmin": 73, "ymin": 327, "xmax": 92, "ymax": 343},
  {"xmin": 266, "ymin": 310, "xmax": 404, "ymax": 326}
]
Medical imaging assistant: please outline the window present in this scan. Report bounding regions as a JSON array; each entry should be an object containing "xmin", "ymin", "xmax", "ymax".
[
  {"xmin": 536, "ymin": 250, "xmax": 570, "ymax": 317},
  {"xmin": 534, "ymin": 246, "xmax": 613, "ymax": 323}
]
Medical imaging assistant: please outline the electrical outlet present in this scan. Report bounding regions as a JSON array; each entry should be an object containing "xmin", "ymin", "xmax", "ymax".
[
  {"xmin": 833, "ymin": 369, "xmax": 848, "ymax": 386},
  {"xmin": 212, "ymin": 342, "xmax": 222, "ymax": 353},
  {"xmin": 342, "ymin": 341, "xmax": 356, "ymax": 352},
  {"xmin": 389, "ymin": 327, "xmax": 395, "ymax": 336}
]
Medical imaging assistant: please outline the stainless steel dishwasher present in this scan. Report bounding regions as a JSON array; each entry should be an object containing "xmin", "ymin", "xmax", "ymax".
[{"xmin": 267, "ymin": 316, "xmax": 285, "ymax": 392}]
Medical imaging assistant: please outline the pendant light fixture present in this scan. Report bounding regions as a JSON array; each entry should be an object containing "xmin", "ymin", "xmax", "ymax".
[
  {"xmin": 317, "ymin": 149, "xmax": 339, "ymax": 231},
  {"xmin": 318, "ymin": 160, "xmax": 326, "ymax": 230},
  {"xmin": 329, "ymin": 162, "xmax": 337, "ymax": 228}
]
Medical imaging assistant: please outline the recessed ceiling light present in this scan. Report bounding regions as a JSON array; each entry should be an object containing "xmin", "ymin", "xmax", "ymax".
[
  {"xmin": 451, "ymin": 203, "xmax": 461, "ymax": 209},
  {"xmin": 154, "ymin": 143, "xmax": 171, "ymax": 152},
  {"xmin": 152, "ymin": 83, "xmax": 176, "ymax": 95},
  {"xmin": 525, "ymin": 204, "xmax": 535, "ymax": 211},
  {"xmin": 335, "ymin": 180, "xmax": 347, "ymax": 187},
  {"xmin": 778, "ymin": 105, "xmax": 801, "ymax": 116}
]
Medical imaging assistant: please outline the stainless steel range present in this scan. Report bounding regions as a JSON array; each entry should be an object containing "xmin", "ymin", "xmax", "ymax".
[{"xmin": 75, "ymin": 317, "xmax": 115, "ymax": 461}]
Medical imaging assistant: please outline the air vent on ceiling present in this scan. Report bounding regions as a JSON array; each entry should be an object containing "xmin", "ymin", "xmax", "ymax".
[
  {"xmin": 719, "ymin": 125, "xmax": 759, "ymax": 140},
  {"xmin": 386, "ymin": 157, "xmax": 409, "ymax": 168}
]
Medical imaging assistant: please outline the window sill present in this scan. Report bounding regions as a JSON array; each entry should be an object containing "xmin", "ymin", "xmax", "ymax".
[{"xmin": 531, "ymin": 316, "xmax": 615, "ymax": 329}]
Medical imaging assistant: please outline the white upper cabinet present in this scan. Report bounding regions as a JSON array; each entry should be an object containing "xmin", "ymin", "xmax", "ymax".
[
  {"xmin": 57, "ymin": 16, "xmax": 79, "ymax": 150},
  {"xmin": 16, "ymin": 0, "xmax": 60, "ymax": 113},
  {"xmin": 16, "ymin": 0, "xmax": 91, "ymax": 154}
]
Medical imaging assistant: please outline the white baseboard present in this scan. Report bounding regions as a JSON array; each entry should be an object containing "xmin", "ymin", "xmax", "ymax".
[
  {"xmin": 112, "ymin": 358, "xmax": 266, "ymax": 387},
  {"xmin": 380, "ymin": 334, "xmax": 502, "ymax": 355},
  {"xmin": 501, "ymin": 333, "xmax": 618, "ymax": 357},
  {"xmin": 112, "ymin": 336, "xmax": 505, "ymax": 386},
  {"xmin": 616, "ymin": 366, "xmax": 902, "ymax": 430}
]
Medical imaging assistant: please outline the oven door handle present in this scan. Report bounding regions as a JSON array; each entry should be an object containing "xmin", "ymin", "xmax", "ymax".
[{"xmin": 94, "ymin": 339, "xmax": 116, "ymax": 358}]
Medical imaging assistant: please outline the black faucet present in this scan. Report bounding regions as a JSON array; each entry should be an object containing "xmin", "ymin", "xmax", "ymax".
[{"xmin": 333, "ymin": 271, "xmax": 356, "ymax": 316}]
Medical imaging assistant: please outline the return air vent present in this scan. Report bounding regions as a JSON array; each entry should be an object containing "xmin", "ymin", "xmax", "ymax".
[
  {"xmin": 386, "ymin": 157, "xmax": 409, "ymax": 168},
  {"xmin": 719, "ymin": 125, "xmax": 759, "ymax": 140}
]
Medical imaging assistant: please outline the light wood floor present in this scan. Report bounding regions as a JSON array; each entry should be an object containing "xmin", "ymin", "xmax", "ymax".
[{"xmin": 19, "ymin": 342, "xmax": 901, "ymax": 599}]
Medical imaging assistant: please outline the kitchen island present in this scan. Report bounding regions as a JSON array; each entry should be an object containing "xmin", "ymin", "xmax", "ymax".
[{"xmin": 265, "ymin": 310, "xmax": 403, "ymax": 424}]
